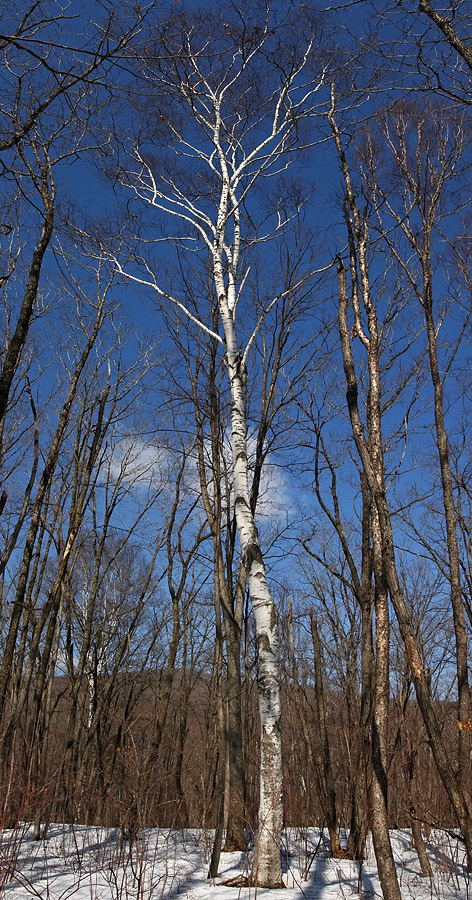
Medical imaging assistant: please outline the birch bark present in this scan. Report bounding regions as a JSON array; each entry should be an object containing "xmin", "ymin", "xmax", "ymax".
[
  {"xmin": 218, "ymin": 293, "xmax": 284, "ymax": 887},
  {"xmin": 111, "ymin": 8, "xmax": 325, "ymax": 884}
]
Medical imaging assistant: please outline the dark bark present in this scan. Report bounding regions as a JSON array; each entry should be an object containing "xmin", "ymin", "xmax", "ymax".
[
  {"xmin": 370, "ymin": 513, "xmax": 400, "ymax": 900},
  {"xmin": 422, "ymin": 265, "xmax": 471, "ymax": 805},
  {"xmin": 418, "ymin": 0, "xmax": 472, "ymax": 72},
  {"xmin": 0, "ymin": 168, "xmax": 54, "ymax": 428},
  {"xmin": 410, "ymin": 812, "xmax": 433, "ymax": 878},
  {"xmin": 309, "ymin": 609, "xmax": 342, "ymax": 857},
  {"xmin": 0, "ymin": 306, "xmax": 105, "ymax": 725}
]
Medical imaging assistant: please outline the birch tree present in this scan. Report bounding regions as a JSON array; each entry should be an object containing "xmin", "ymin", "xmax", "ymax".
[{"xmin": 107, "ymin": 3, "xmax": 328, "ymax": 885}]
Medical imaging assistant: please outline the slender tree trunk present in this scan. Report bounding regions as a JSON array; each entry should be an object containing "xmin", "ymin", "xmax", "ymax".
[
  {"xmin": 0, "ymin": 162, "xmax": 54, "ymax": 429},
  {"xmin": 32, "ymin": 587, "xmax": 64, "ymax": 840},
  {"xmin": 405, "ymin": 726, "xmax": 433, "ymax": 877},
  {"xmin": 222, "ymin": 604, "xmax": 246, "ymax": 850},
  {"xmin": 309, "ymin": 428, "xmax": 374, "ymax": 862},
  {"xmin": 219, "ymin": 295, "xmax": 284, "ymax": 888},
  {"xmin": 370, "ymin": 508, "xmax": 401, "ymax": 900},
  {"xmin": 172, "ymin": 652, "xmax": 190, "ymax": 829},
  {"xmin": 422, "ymin": 285, "xmax": 471, "ymax": 802},
  {"xmin": 410, "ymin": 813, "xmax": 433, "ymax": 878},
  {"xmin": 330, "ymin": 94, "xmax": 400, "ymax": 896},
  {"xmin": 208, "ymin": 586, "xmax": 226, "ymax": 879},
  {"xmin": 347, "ymin": 597, "xmax": 372, "ymax": 862},
  {"xmin": 337, "ymin": 258, "xmax": 472, "ymax": 869},
  {"xmin": 309, "ymin": 609, "xmax": 342, "ymax": 857},
  {"xmin": 0, "ymin": 304, "xmax": 105, "ymax": 725},
  {"xmin": 348, "ymin": 479, "xmax": 374, "ymax": 861},
  {"xmin": 356, "ymin": 101, "xmax": 472, "ymax": 863},
  {"xmin": 188, "ymin": 319, "xmax": 247, "ymax": 854}
]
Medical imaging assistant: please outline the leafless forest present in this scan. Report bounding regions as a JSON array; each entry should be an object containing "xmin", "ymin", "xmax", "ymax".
[{"xmin": 1, "ymin": 1, "xmax": 472, "ymax": 896}]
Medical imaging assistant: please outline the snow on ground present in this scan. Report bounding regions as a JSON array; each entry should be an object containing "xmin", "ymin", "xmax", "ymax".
[{"xmin": 0, "ymin": 825, "xmax": 470, "ymax": 900}]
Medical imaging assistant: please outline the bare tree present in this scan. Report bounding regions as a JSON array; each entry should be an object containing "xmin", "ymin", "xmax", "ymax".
[
  {"xmin": 107, "ymin": 3, "xmax": 329, "ymax": 885},
  {"xmin": 0, "ymin": 265, "xmax": 110, "ymax": 730},
  {"xmin": 329, "ymin": 89, "xmax": 472, "ymax": 873},
  {"xmin": 356, "ymin": 96, "xmax": 472, "ymax": 823},
  {"xmin": 0, "ymin": 1, "xmax": 149, "ymax": 435}
]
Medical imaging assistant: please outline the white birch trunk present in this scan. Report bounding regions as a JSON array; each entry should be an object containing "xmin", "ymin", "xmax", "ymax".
[
  {"xmin": 113, "ymin": 18, "xmax": 325, "ymax": 884},
  {"xmin": 219, "ymin": 294, "xmax": 284, "ymax": 888}
]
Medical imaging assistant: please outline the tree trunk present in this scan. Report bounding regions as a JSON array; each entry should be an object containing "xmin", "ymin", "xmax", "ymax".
[
  {"xmin": 222, "ymin": 600, "xmax": 246, "ymax": 851},
  {"xmin": 309, "ymin": 609, "xmax": 342, "ymax": 857},
  {"xmin": 208, "ymin": 593, "xmax": 226, "ymax": 879},
  {"xmin": 410, "ymin": 813, "xmax": 433, "ymax": 878},
  {"xmin": 219, "ymin": 295, "xmax": 284, "ymax": 888},
  {"xmin": 423, "ymin": 284, "xmax": 471, "ymax": 807},
  {"xmin": 370, "ymin": 510, "xmax": 401, "ymax": 900}
]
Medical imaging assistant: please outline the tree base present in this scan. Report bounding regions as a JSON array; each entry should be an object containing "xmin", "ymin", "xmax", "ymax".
[
  {"xmin": 219, "ymin": 875, "xmax": 285, "ymax": 889},
  {"xmin": 331, "ymin": 848, "xmax": 352, "ymax": 860},
  {"xmin": 222, "ymin": 838, "xmax": 247, "ymax": 853}
]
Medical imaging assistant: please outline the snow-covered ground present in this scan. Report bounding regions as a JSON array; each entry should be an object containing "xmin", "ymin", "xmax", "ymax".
[{"xmin": 0, "ymin": 825, "xmax": 470, "ymax": 899}]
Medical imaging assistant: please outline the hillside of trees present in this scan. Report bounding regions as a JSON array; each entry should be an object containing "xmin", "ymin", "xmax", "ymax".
[{"xmin": 1, "ymin": 1, "xmax": 472, "ymax": 897}]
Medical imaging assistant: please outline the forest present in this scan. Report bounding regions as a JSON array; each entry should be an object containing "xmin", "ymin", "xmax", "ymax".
[{"xmin": 1, "ymin": 1, "xmax": 472, "ymax": 898}]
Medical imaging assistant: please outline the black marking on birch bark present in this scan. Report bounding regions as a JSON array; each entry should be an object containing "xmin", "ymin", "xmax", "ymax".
[
  {"xmin": 258, "ymin": 633, "xmax": 271, "ymax": 654},
  {"xmin": 241, "ymin": 359, "xmax": 248, "ymax": 395},
  {"xmin": 243, "ymin": 542, "xmax": 263, "ymax": 569},
  {"xmin": 347, "ymin": 382, "xmax": 358, "ymax": 411},
  {"xmin": 235, "ymin": 494, "xmax": 250, "ymax": 509}
]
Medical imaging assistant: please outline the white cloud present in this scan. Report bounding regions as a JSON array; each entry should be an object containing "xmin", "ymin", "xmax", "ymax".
[
  {"xmin": 105, "ymin": 432, "xmax": 292, "ymax": 524},
  {"xmin": 106, "ymin": 437, "xmax": 169, "ymax": 489}
]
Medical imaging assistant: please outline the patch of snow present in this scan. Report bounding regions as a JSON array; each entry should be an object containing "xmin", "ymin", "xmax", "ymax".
[{"xmin": 0, "ymin": 825, "xmax": 469, "ymax": 900}]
